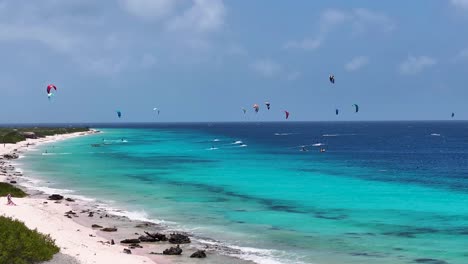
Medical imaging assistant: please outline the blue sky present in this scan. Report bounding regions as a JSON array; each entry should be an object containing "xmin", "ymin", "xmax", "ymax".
[{"xmin": 1, "ymin": 0, "xmax": 468, "ymax": 123}]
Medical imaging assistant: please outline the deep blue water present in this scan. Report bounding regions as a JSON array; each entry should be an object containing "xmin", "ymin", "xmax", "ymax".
[{"xmin": 19, "ymin": 122, "xmax": 468, "ymax": 264}]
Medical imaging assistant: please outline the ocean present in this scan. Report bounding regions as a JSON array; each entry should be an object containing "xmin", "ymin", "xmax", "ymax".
[{"xmin": 17, "ymin": 122, "xmax": 468, "ymax": 264}]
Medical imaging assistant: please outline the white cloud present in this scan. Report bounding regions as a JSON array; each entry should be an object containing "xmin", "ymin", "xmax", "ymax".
[
  {"xmin": 250, "ymin": 59, "xmax": 282, "ymax": 77},
  {"xmin": 0, "ymin": 1, "xmax": 228, "ymax": 75},
  {"xmin": 321, "ymin": 8, "xmax": 395, "ymax": 34},
  {"xmin": 345, "ymin": 56, "xmax": 369, "ymax": 71},
  {"xmin": 320, "ymin": 9, "xmax": 349, "ymax": 33},
  {"xmin": 141, "ymin": 53, "xmax": 157, "ymax": 68},
  {"xmin": 120, "ymin": 0, "xmax": 177, "ymax": 20},
  {"xmin": 289, "ymin": 8, "xmax": 394, "ymax": 52},
  {"xmin": 121, "ymin": 0, "xmax": 227, "ymax": 34},
  {"xmin": 399, "ymin": 55, "xmax": 437, "ymax": 75},
  {"xmin": 284, "ymin": 38, "xmax": 321, "ymax": 51},
  {"xmin": 167, "ymin": 0, "xmax": 226, "ymax": 33},
  {"xmin": 76, "ymin": 57, "xmax": 128, "ymax": 75},
  {"xmin": 226, "ymin": 44, "xmax": 247, "ymax": 56},
  {"xmin": 456, "ymin": 47, "xmax": 468, "ymax": 60},
  {"xmin": 451, "ymin": 0, "xmax": 468, "ymax": 9},
  {"xmin": 352, "ymin": 8, "xmax": 395, "ymax": 33},
  {"xmin": 286, "ymin": 71, "xmax": 301, "ymax": 81}
]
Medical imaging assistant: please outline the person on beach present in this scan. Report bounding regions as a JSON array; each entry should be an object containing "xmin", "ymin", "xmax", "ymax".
[{"xmin": 6, "ymin": 193, "xmax": 16, "ymax": 206}]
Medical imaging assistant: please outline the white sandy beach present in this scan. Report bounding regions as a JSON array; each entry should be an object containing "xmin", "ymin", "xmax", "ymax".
[{"xmin": 0, "ymin": 131, "xmax": 156, "ymax": 264}]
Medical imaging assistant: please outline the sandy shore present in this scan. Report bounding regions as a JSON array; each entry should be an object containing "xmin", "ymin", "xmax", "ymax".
[{"xmin": 0, "ymin": 131, "xmax": 155, "ymax": 264}]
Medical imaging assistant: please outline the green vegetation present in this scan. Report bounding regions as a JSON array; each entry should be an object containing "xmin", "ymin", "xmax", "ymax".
[
  {"xmin": 0, "ymin": 183, "xmax": 27, "ymax": 198},
  {"xmin": 0, "ymin": 216, "xmax": 59, "ymax": 264},
  {"xmin": 0, "ymin": 127, "xmax": 89, "ymax": 144}
]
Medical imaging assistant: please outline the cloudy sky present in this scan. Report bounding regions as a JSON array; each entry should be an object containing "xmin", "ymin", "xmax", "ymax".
[{"xmin": 1, "ymin": 0, "xmax": 468, "ymax": 123}]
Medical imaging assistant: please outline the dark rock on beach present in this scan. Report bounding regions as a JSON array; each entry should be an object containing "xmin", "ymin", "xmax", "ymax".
[
  {"xmin": 190, "ymin": 250, "xmax": 207, "ymax": 258},
  {"xmin": 123, "ymin": 249, "xmax": 132, "ymax": 254},
  {"xmin": 169, "ymin": 233, "xmax": 191, "ymax": 244},
  {"xmin": 163, "ymin": 245, "xmax": 183, "ymax": 255},
  {"xmin": 91, "ymin": 224, "xmax": 103, "ymax": 229},
  {"xmin": 3, "ymin": 153, "xmax": 19, "ymax": 160},
  {"xmin": 120, "ymin": 239, "xmax": 141, "ymax": 244},
  {"xmin": 141, "ymin": 231, "xmax": 167, "ymax": 242},
  {"xmin": 65, "ymin": 198, "xmax": 75, "ymax": 202},
  {"xmin": 48, "ymin": 194, "xmax": 64, "ymax": 200},
  {"xmin": 129, "ymin": 243, "xmax": 143, "ymax": 249},
  {"xmin": 139, "ymin": 235, "xmax": 158, "ymax": 242},
  {"xmin": 135, "ymin": 222, "xmax": 156, "ymax": 228},
  {"xmin": 101, "ymin": 227, "xmax": 118, "ymax": 232},
  {"xmin": 9, "ymin": 180, "xmax": 17, "ymax": 184}
]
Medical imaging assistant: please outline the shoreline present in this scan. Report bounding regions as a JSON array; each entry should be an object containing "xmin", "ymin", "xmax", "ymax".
[
  {"xmin": 0, "ymin": 130, "xmax": 256, "ymax": 264},
  {"xmin": 0, "ymin": 131, "xmax": 159, "ymax": 264}
]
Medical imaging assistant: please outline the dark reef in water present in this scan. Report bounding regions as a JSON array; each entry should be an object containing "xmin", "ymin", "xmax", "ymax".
[
  {"xmin": 413, "ymin": 258, "xmax": 448, "ymax": 264},
  {"xmin": 383, "ymin": 227, "xmax": 438, "ymax": 238},
  {"xmin": 350, "ymin": 252, "xmax": 384, "ymax": 257},
  {"xmin": 314, "ymin": 213, "xmax": 347, "ymax": 220}
]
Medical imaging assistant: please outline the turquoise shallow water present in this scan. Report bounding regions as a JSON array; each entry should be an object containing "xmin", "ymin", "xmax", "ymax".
[{"xmin": 18, "ymin": 122, "xmax": 468, "ymax": 264}]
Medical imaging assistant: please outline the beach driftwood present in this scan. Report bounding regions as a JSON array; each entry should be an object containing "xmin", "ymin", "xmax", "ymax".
[
  {"xmin": 169, "ymin": 233, "xmax": 191, "ymax": 244},
  {"xmin": 163, "ymin": 245, "xmax": 182, "ymax": 255},
  {"xmin": 190, "ymin": 250, "xmax": 207, "ymax": 258}
]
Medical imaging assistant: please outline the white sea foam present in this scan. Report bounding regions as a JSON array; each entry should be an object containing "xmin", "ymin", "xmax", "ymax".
[
  {"xmin": 232, "ymin": 140, "xmax": 243, "ymax": 145},
  {"xmin": 323, "ymin": 133, "xmax": 357, "ymax": 137},
  {"xmin": 103, "ymin": 139, "xmax": 128, "ymax": 143},
  {"xmin": 274, "ymin": 133, "xmax": 292, "ymax": 136},
  {"xmin": 239, "ymin": 144, "xmax": 248, "ymax": 147},
  {"xmin": 196, "ymin": 238, "xmax": 297, "ymax": 264},
  {"xmin": 98, "ymin": 205, "xmax": 172, "ymax": 225},
  {"xmin": 430, "ymin": 133, "xmax": 441, "ymax": 136},
  {"xmin": 41, "ymin": 152, "xmax": 72, "ymax": 156},
  {"xmin": 21, "ymin": 183, "xmax": 75, "ymax": 195},
  {"xmin": 312, "ymin": 143, "xmax": 325, "ymax": 147}
]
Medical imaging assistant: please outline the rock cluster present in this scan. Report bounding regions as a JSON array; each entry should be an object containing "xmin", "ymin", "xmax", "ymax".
[
  {"xmin": 163, "ymin": 245, "xmax": 182, "ymax": 255},
  {"xmin": 169, "ymin": 233, "xmax": 191, "ymax": 244},
  {"xmin": 3, "ymin": 153, "xmax": 19, "ymax": 160},
  {"xmin": 48, "ymin": 194, "xmax": 64, "ymax": 200},
  {"xmin": 190, "ymin": 250, "xmax": 207, "ymax": 258}
]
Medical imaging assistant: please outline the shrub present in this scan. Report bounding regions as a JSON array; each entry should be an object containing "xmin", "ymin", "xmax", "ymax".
[
  {"xmin": 0, "ymin": 216, "xmax": 59, "ymax": 264},
  {"xmin": 1, "ymin": 132, "xmax": 25, "ymax": 144},
  {"xmin": 0, "ymin": 127, "xmax": 89, "ymax": 144},
  {"xmin": 0, "ymin": 183, "xmax": 27, "ymax": 198}
]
